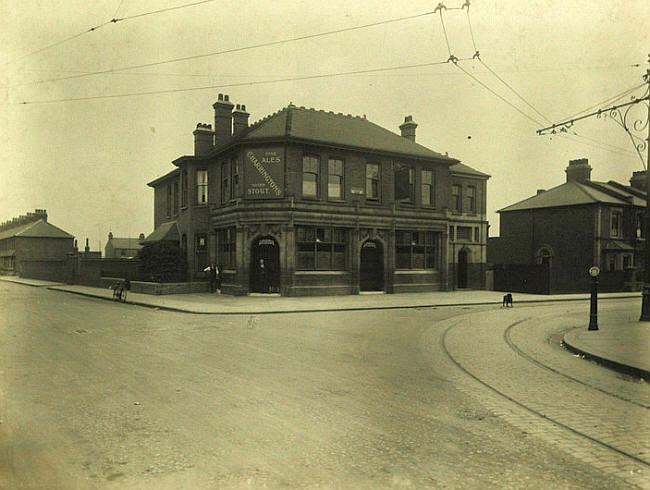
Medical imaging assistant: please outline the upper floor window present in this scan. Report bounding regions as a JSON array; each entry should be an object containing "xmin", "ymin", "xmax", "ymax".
[
  {"xmin": 422, "ymin": 169, "xmax": 434, "ymax": 206},
  {"xmin": 166, "ymin": 184, "xmax": 172, "ymax": 217},
  {"xmin": 328, "ymin": 159, "xmax": 344, "ymax": 200},
  {"xmin": 610, "ymin": 210, "xmax": 622, "ymax": 237},
  {"xmin": 394, "ymin": 164, "xmax": 414, "ymax": 203},
  {"xmin": 221, "ymin": 161, "xmax": 230, "ymax": 203},
  {"xmin": 302, "ymin": 155, "xmax": 319, "ymax": 198},
  {"xmin": 181, "ymin": 170, "xmax": 188, "ymax": 208},
  {"xmin": 366, "ymin": 163, "xmax": 380, "ymax": 200},
  {"xmin": 173, "ymin": 181, "xmax": 179, "ymax": 215},
  {"xmin": 231, "ymin": 158, "xmax": 240, "ymax": 198},
  {"xmin": 451, "ymin": 184, "xmax": 461, "ymax": 211},
  {"xmin": 467, "ymin": 186, "xmax": 477, "ymax": 213},
  {"xmin": 196, "ymin": 169, "xmax": 208, "ymax": 204}
]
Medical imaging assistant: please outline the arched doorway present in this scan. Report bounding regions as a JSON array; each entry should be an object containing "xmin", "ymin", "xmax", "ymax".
[
  {"xmin": 360, "ymin": 239, "xmax": 384, "ymax": 291},
  {"xmin": 457, "ymin": 249, "xmax": 469, "ymax": 289},
  {"xmin": 250, "ymin": 236, "xmax": 280, "ymax": 293}
]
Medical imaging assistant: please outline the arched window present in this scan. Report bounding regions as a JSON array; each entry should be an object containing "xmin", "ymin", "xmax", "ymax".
[{"xmin": 536, "ymin": 246, "xmax": 553, "ymax": 266}]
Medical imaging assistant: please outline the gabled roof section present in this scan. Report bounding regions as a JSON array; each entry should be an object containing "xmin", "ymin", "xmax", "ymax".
[
  {"xmin": 109, "ymin": 238, "xmax": 143, "ymax": 249},
  {"xmin": 0, "ymin": 219, "xmax": 74, "ymax": 241},
  {"xmin": 499, "ymin": 180, "xmax": 646, "ymax": 213},
  {"xmin": 224, "ymin": 105, "xmax": 458, "ymax": 162},
  {"xmin": 147, "ymin": 168, "xmax": 180, "ymax": 187},
  {"xmin": 141, "ymin": 221, "xmax": 180, "ymax": 244},
  {"xmin": 450, "ymin": 162, "xmax": 490, "ymax": 179}
]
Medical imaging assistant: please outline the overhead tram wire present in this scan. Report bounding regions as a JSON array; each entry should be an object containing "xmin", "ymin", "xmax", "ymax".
[
  {"xmin": 563, "ymin": 82, "xmax": 647, "ymax": 121},
  {"xmin": 14, "ymin": 59, "xmax": 469, "ymax": 105},
  {"xmin": 457, "ymin": 1, "xmax": 637, "ymax": 157},
  {"xmin": 7, "ymin": 0, "xmax": 220, "ymax": 66},
  {"xmin": 10, "ymin": 11, "xmax": 438, "ymax": 88}
]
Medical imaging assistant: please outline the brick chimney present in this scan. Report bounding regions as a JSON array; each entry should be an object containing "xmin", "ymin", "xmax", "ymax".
[
  {"xmin": 232, "ymin": 104, "xmax": 250, "ymax": 136},
  {"xmin": 399, "ymin": 115, "xmax": 417, "ymax": 142},
  {"xmin": 565, "ymin": 158, "xmax": 592, "ymax": 183},
  {"xmin": 213, "ymin": 93, "xmax": 234, "ymax": 147},
  {"xmin": 630, "ymin": 170, "xmax": 646, "ymax": 191},
  {"xmin": 193, "ymin": 123, "xmax": 214, "ymax": 156},
  {"xmin": 537, "ymin": 189, "xmax": 546, "ymax": 195}
]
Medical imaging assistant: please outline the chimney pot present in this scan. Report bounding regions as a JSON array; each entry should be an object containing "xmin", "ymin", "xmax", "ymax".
[
  {"xmin": 630, "ymin": 170, "xmax": 646, "ymax": 191},
  {"xmin": 565, "ymin": 158, "xmax": 592, "ymax": 183},
  {"xmin": 399, "ymin": 114, "xmax": 418, "ymax": 142}
]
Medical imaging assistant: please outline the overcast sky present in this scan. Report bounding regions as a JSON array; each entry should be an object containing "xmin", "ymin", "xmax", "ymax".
[{"xmin": 1, "ymin": 0, "xmax": 648, "ymax": 252}]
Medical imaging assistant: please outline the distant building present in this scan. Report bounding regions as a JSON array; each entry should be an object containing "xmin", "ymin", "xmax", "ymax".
[
  {"xmin": 104, "ymin": 232, "xmax": 145, "ymax": 258},
  {"xmin": 489, "ymin": 159, "xmax": 646, "ymax": 293},
  {"xmin": 145, "ymin": 94, "xmax": 490, "ymax": 295},
  {"xmin": 0, "ymin": 209, "xmax": 75, "ymax": 275}
]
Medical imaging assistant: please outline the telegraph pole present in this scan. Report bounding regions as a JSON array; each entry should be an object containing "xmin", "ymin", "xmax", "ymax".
[{"xmin": 537, "ymin": 54, "xmax": 650, "ymax": 320}]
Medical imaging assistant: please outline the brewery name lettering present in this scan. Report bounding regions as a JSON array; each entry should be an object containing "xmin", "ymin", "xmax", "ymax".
[{"xmin": 246, "ymin": 150, "xmax": 282, "ymax": 197}]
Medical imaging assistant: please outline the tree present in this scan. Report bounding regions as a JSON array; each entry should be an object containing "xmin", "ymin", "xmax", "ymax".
[{"xmin": 137, "ymin": 241, "xmax": 187, "ymax": 282}]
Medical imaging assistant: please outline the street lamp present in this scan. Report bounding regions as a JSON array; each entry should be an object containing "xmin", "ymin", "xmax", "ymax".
[{"xmin": 588, "ymin": 266, "xmax": 600, "ymax": 331}]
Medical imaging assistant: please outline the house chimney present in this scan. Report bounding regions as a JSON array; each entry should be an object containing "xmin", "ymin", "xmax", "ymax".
[
  {"xmin": 139, "ymin": 233, "xmax": 145, "ymax": 240},
  {"xmin": 232, "ymin": 104, "xmax": 250, "ymax": 136},
  {"xmin": 399, "ymin": 115, "xmax": 417, "ymax": 141},
  {"xmin": 85, "ymin": 238, "xmax": 90, "ymax": 253},
  {"xmin": 213, "ymin": 93, "xmax": 234, "ymax": 147},
  {"xmin": 537, "ymin": 189, "xmax": 546, "ymax": 195},
  {"xmin": 565, "ymin": 158, "xmax": 592, "ymax": 183},
  {"xmin": 630, "ymin": 170, "xmax": 646, "ymax": 191},
  {"xmin": 193, "ymin": 123, "xmax": 214, "ymax": 156},
  {"xmin": 108, "ymin": 231, "xmax": 113, "ymax": 240}
]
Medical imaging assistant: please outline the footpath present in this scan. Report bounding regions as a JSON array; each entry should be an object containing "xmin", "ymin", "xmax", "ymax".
[{"xmin": 2, "ymin": 275, "xmax": 648, "ymax": 379}]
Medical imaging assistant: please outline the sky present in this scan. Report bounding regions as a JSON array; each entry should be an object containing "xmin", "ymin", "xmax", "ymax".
[{"xmin": 1, "ymin": 0, "xmax": 649, "ymax": 252}]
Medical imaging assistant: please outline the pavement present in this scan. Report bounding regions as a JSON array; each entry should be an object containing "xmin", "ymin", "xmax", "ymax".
[{"xmin": 2, "ymin": 274, "xmax": 648, "ymax": 381}]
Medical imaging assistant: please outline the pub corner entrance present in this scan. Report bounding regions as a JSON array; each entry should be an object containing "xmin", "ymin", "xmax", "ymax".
[
  {"xmin": 360, "ymin": 239, "xmax": 384, "ymax": 292},
  {"xmin": 250, "ymin": 236, "xmax": 280, "ymax": 293}
]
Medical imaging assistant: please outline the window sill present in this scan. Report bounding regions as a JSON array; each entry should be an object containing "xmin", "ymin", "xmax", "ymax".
[
  {"xmin": 364, "ymin": 199, "xmax": 382, "ymax": 205},
  {"xmin": 295, "ymin": 270, "xmax": 350, "ymax": 275},
  {"xmin": 394, "ymin": 269, "xmax": 438, "ymax": 274}
]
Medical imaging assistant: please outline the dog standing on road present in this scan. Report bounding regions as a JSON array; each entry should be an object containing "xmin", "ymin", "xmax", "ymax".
[{"xmin": 502, "ymin": 293, "xmax": 513, "ymax": 308}]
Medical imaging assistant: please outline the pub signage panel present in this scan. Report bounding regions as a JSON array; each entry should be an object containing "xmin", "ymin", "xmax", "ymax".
[{"xmin": 245, "ymin": 148, "xmax": 284, "ymax": 199}]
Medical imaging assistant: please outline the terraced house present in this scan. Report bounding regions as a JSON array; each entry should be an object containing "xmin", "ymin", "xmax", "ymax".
[{"xmin": 146, "ymin": 94, "xmax": 489, "ymax": 296}]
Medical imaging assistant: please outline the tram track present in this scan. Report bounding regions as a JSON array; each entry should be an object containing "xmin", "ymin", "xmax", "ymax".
[
  {"xmin": 440, "ymin": 317, "xmax": 650, "ymax": 469},
  {"xmin": 503, "ymin": 321, "xmax": 650, "ymax": 410}
]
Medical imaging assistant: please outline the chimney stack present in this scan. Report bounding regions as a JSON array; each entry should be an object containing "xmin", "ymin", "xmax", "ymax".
[
  {"xmin": 630, "ymin": 170, "xmax": 646, "ymax": 191},
  {"xmin": 193, "ymin": 123, "xmax": 214, "ymax": 156},
  {"xmin": 108, "ymin": 231, "xmax": 113, "ymax": 240},
  {"xmin": 399, "ymin": 115, "xmax": 417, "ymax": 142},
  {"xmin": 232, "ymin": 104, "xmax": 250, "ymax": 136},
  {"xmin": 565, "ymin": 158, "xmax": 592, "ymax": 183},
  {"xmin": 139, "ymin": 233, "xmax": 145, "ymax": 240},
  {"xmin": 537, "ymin": 189, "xmax": 546, "ymax": 195},
  {"xmin": 213, "ymin": 93, "xmax": 234, "ymax": 147}
]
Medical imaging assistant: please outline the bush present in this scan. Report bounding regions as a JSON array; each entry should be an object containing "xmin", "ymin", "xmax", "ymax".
[{"xmin": 137, "ymin": 241, "xmax": 187, "ymax": 282}]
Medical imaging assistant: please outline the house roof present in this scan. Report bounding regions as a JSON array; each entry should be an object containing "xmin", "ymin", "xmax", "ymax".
[
  {"xmin": 141, "ymin": 221, "xmax": 180, "ymax": 244},
  {"xmin": 0, "ymin": 219, "xmax": 74, "ymax": 241},
  {"xmin": 499, "ymin": 180, "xmax": 646, "ymax": 212},
  {"xmin": 449, "ymin": 162, "xmax": 490, "ymax": 179},
  {"xmin": 218, "ymin": 105, "xmax": 459, "ymax": 162},
  {"xmin": 108, "ymin": 238, "xmax": 143, "ymax": 249},
  {"xmin": 147, "ymin": 168, "xmax": 180, "ymax": 187}
]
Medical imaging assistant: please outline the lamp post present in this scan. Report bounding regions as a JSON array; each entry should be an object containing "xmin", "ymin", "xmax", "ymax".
[{"xmin": 588, "ymin": 266, "xmax": 600, "ymax": 331}]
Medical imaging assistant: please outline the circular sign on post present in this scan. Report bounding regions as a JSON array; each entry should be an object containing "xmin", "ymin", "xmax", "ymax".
[{"xmin": 589, "ymin": 266, "xmax": 600, "ymax": 277}]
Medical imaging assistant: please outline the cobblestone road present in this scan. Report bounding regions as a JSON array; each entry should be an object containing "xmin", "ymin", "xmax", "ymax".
[{"xmin": 432, "ymin": 300, "xmax": 650, "ymax": 489}]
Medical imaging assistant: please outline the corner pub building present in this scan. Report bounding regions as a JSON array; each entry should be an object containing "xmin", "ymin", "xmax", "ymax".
[{"xmin": 146, "ymin": 94, "xmax": 489, "ymax": 296}]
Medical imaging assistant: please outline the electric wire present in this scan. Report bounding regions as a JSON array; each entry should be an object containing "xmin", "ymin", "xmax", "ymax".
[
  {"xmin": 563, "ymin": 82, "xmax": 647, "ymax": 121},
  {"xmin": 9, "ymin": 10, "xmax": 437, "ymax": 88},
  {"xmin": 7, "ymin": 0, "xmax": 219, "ymax": 66},
  {"xmin": 14, "ymin": 59, "xmax": 465, "ymax": 105}
]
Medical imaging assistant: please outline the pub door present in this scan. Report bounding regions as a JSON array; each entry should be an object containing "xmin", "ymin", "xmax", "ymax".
[
  {"xmin": 457, "ymin": 249, "xmax": 468, "ymax": 289},
  {"xmin": 250, "ymin": 236, "xmax": 280, "ymax": 293},
  {"xmin": 360, "ymin": 240, "xmax": 384, "ymax": 291}
]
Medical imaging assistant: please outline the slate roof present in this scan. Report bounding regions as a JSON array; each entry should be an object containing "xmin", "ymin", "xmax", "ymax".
[
  {"xmin": 499, "ymin": 180, "xmax": 646, "ymax": 213},
  {"xmin": 221, "ymin": 105, "xmax": 458, "ymax": 162},
  {"xmin": 449, "ymin": 162, "xmax": 490, "ymax": 179},
  {"xmin": 108, "ymin": 238, "xmax": 143, "ymax": 249},
  {"xmin": 141, "ymin": 221, "xmax": 180, "ymax": 244},
  {"xmin": 0, "ymin": 219, "xmax": 74, "ymax": 241}
]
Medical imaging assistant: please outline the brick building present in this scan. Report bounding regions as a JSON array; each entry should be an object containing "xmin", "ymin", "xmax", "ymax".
[
  {"xmin": 0, "ymin": 209, "xmax": 74, "ymax": 275},
  {"xmin": 489, "ymin": 159, "xmax": 646, "ymax": 293},
  {"xmin": 104, "ymin": 232, "xmax": 145, "ymax": 258},
  {"xmin": 145, "ymin": 94, "xmax": 489, "ymax": 295}
]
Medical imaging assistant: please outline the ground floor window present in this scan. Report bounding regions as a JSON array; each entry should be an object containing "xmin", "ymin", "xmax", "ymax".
[
  {"xmin": 195, "ymin": 233, "xmax": 209, "ymax": 272},
  {"xmin": 296, "ymin": 226, "xmax": 347, "ymax": 270},
  {"xmin": 395, "ymin": 230, "xmax": 439, "ymax": 269},
  {"xmin": 217, "ymin": 227, "xmax": 236, "ymax": 269}
]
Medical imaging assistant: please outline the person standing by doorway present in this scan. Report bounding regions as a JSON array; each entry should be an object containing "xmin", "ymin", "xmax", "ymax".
[
  {"xmin": 259, "ymin": 258, "xmax": 267, "ymax": 293},
  {"xmin": 216, "ymin": 264, "xmax": 222, "ymax": 294},
  {"xmin": 208, "ymin": 264, "xmax": 217, "ymax": 293}
]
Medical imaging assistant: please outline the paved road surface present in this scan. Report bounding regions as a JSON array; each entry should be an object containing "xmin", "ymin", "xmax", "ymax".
[{"xmin": 0, "ymin": 282, "xmax": 643, "ymax": 489}]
